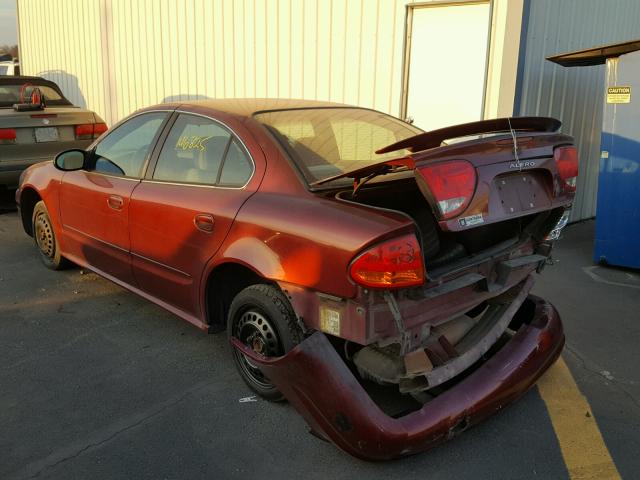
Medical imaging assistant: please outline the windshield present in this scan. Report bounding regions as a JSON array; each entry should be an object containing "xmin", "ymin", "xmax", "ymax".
[
  {"xmin": 0, "ymin": 65, "xmax": 8, "ymax": 75},
  {"xmin": 255, "ymin": 108, "xmax": 421, "ymax": 184},
  {"xmin": 0, "ymin": 82, "xmax": 70, "ymax": 108}
]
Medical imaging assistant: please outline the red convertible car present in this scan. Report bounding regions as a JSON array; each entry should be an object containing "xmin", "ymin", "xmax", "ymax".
[{"xmin": 16, "ymin": 99, "xmax": 577, "ymax": 460}]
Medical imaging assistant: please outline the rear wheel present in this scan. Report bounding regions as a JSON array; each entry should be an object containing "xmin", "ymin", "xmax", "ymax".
[
  {"xmin": 227, "ymin": 284, "xmax": 302, "ymax": 401},
  {"xmin": 32, "ymin": 201, "xmax": 68, "ymax": 270}
]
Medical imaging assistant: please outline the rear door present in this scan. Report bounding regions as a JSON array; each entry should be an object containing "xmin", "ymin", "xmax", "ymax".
[
  {"xmin": 59, "ymin": 111, "xmax": 169, "ymax": 283},
  {"xmin": 129, "ymin": 112, "xmax": 256, "ymax": 317}
]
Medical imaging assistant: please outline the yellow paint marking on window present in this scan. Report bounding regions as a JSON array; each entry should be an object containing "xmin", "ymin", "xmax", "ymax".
[
  {"xmin": 537, "ymin": 358, "xmax": 621, "ymax": 480},
  {"xmin": 175, "ymin": 135, "xmax": 212, "ymax": 152}
]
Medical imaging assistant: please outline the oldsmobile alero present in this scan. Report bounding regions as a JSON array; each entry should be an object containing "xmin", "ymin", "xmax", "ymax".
[{"xmin": 15, "ymin": 99, "xmax": 577, "ymax": 460}]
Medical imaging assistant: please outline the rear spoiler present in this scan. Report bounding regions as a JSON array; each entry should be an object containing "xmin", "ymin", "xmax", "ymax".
[{"xmin": 376, "ymin": 117, "xmax": 562, "ymax": 154}]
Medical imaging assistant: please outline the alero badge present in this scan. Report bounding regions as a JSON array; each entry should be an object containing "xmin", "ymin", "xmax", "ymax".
[{"xmin": 510, "ymin": 160, "xmax": 535, "ymax": 169}]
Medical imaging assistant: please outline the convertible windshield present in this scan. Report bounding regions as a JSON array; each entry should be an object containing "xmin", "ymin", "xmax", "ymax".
[{"xmin": 255, "ymin": 108, "xmax": 422, "ymax": 184}]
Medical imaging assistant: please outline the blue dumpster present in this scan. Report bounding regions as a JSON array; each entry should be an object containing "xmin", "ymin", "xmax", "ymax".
[{"xmin": 548, "ymin": 40, "xmax": 640, "ymax": 269}]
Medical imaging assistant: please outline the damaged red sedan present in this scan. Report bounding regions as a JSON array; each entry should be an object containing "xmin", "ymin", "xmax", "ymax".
[{"xmin": 16, "ymin": 99, "xmax": 576, "ymax": 460}]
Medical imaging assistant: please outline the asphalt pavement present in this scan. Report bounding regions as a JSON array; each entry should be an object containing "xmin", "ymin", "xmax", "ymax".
[{"xmin": 0, "ymin": 201, "xmax": 638, "ymax": 479}]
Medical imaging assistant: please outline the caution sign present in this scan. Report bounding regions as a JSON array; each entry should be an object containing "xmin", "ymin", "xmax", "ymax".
[{"xmin": 607, "ymin": 86, "xmax": 631, "ymax": 103}]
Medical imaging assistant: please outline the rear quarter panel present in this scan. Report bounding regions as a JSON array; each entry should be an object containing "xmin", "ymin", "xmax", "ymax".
[{"xmin": 208, "ymin": 191, "xmax": 415, "ymax": 300}]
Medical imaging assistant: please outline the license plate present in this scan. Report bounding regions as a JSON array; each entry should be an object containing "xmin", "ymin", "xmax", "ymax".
[
  {"xmin": 35, "ymin": 127, "xmax": 59, "ymax": 143},
  {"xmin": 496, "ymin": 173, "xmax": 548, "ymax": 214}
]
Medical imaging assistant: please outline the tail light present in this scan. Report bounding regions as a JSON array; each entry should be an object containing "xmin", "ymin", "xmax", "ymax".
[
  {"xmin": 0, "ymin": 128, "xmax": 17, "ymax": 144},
  {"xmin": 349, "ymin": 234, "xmax": 424, "ymax": 289},
  {"xmin": 416, "ymin": 160, "xmax": 476, "ymax": 219},
  {"xmin": 554, "ymin": 146, "xmax": 578, "ymax": 192},
  {"xmin": 94, "ymin": 122, "xmax": 109, "ymax": 135},
  {"xmin": 75, "ymin": 122, "xmax": 108, "ymax": 140}
]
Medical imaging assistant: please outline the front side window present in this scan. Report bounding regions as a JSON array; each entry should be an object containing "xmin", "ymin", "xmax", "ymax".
[
  {"xmin": 255, "ymin": 108, "xmax": 421, "ymax": 184},
  {"xmin": 91, "ymin": 112, "xmax": 167, "ymax": 177},
  {"xmin": 153, "ymin": 114, "xmax": 253, "ymax": 187}
]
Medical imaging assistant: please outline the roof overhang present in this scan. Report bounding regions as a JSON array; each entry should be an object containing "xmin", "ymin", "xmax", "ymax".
[{"xmin": 547, "ymin": 39, "xmax": 640, "ymax": 67}]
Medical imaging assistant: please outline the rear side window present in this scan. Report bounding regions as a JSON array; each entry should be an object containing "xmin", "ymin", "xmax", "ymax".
[
  {"xmin": 153, "ymin": 114, "xmax": 253, "ymax": 187},
  {"xmin": 219, "ymin": 139, "xmax": 253, "ymax": 186},
  {"xmin": 256, "ymin": 108, "xmax": 420, "ymax": 184},
  {"xmin": 92, "ymin": 112, "xmax": 167, "ymax": 177}
]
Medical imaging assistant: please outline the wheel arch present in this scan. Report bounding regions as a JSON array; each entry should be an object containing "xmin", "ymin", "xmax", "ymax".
[
  {"xmin": 204, "ymin": 261, "xmax": 281, "ymax": 333},
  {"xmin": 19, "ymin": 187, "xmax": 42, "ymax": 236}
]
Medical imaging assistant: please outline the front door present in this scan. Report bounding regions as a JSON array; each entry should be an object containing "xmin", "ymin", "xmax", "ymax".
[
  {"xmin": 129, "ymin": 113, "xmax": 256, "ymax": 318},
  {"xmin": 59, "ymin": 112, "xmax": 168, "ymax": 284}
]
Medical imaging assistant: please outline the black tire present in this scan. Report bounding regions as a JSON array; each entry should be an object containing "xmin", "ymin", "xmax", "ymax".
[
  {"xmin": 227, "ymin": 284, "xmax": 302, "ymax": 401},
  {"xmin": 32, "ymin": 200, "xmax": 68, "ymax": 270}
]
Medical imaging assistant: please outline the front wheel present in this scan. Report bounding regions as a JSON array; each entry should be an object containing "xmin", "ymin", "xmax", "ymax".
[
  {"xmin": 32, "ymin": 200, "xmax": 68, "ymax": 270},
  {"xmin": 227, "ymin": 284, "xmax": 302, "ymax": 401}
]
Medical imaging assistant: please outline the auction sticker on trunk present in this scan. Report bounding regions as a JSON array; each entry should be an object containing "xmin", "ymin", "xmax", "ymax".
[{"xmin": 459, "ymin": 213, "xmax": 484, "ymax": 227}]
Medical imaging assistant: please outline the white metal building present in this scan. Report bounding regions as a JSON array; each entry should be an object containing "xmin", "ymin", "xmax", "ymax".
[
  {"xmin": 17, "ymin": 0, "xmax": 523, "ymax": 126},
  {"xmin": 15, "ymin": 0, "xmax": 640, "ymax": 220}
]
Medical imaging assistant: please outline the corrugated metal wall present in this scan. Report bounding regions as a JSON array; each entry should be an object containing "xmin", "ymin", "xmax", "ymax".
[
  {"xmin": 18, "ymin": 0, "xmax": 521, "ymax": 128},
  {"xmin": 18, "ymin": 0, "xmax": 411, "ymax": 126},
  {"xmin": 16, "ymin": 0, "xmax": 107, "ymax": 115},
  {"xmin": 516, "ymin": 0, "xmax": 640, "ymax": 221}
]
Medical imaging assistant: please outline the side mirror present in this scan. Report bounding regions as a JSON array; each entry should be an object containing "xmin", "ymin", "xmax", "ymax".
[{"xmin": 54, "ymin": 149, "xmax": 86, "ymax": 171}]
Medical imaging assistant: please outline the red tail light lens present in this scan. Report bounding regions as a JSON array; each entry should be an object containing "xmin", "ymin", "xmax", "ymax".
[
  {"xmin": 416, "ymin": 160, "xmax": 476, "ymax": 219},
  {"xmin": 76, "ymin": 123, "xmax": 108, "ymax": 140},
  {"xmin": 75, "ymin": 124, "xmax": 94, "ymax": 139},
  {"xmin": 0, "ymin": 128, "xmax": 17, "ymax": 144},
  {"xmin": 349, "ymin": 234, "xmax": 424, "ymax": 289},
  {"xmin": 94, "ymin": 122, "xmax": 108, "ymax": 136},
  {"xmin": 554, "ymin": 146, "xmax": 578, "ymax": 192}
]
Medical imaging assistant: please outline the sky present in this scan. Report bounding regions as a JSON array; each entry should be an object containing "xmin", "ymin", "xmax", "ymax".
[{"xmin": 0, "ymin": 0, "xmax": 17, "ymax": 45}]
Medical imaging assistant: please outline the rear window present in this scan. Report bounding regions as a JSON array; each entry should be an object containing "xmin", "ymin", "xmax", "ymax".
[
  {"xmin": 255, "ymin": 108, "xmax": 421, "ymax": 184},
  {"xmin": 0, "ymin": 82, "xmax": 70, "ymax": 108}
]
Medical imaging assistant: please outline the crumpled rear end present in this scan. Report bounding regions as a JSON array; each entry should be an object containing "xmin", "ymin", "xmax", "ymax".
[{"xmin": 231, "ymin": 294, "xmax": 564, "ymax": 460}]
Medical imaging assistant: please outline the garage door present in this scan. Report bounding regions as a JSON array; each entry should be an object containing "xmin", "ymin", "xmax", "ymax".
[{"xmin": 404, "ymin": 2, "xmax": 491, "ymax": 132}]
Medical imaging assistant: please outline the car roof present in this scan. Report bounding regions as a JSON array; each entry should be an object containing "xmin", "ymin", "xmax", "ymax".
[
  {"xmin": 174, "ymin": 98, "xmax": 354, "ymax": 118},
  {"xmin": 0, "ymin": 75, "xmax": 58, "ymax": 87}
]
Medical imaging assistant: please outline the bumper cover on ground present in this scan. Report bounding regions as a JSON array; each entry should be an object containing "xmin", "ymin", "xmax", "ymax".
[{"xmin": 231, "ymin": 294, "xmax": 564, "ymax": 460}]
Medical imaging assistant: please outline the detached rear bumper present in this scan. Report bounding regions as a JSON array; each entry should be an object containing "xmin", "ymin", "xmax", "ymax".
[{"xmin": 231, "ymin": 295, "xmax": 564, "ymax": 460}]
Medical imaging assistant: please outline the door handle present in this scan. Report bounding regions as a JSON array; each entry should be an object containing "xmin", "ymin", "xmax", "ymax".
[
  {"xmin": 107, "ymin": 195, "xmax": 124, "ymax": 211},
  {"xmin": 194, "ymin": 213, "xmax": 215, "ymax": 233}
]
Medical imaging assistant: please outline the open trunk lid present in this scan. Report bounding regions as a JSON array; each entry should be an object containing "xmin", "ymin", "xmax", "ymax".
[{"xmin": 317, "ymin": 116, "xmax": 576, "ymax": 233}]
